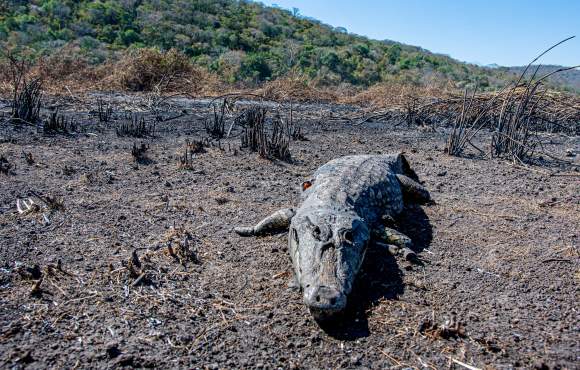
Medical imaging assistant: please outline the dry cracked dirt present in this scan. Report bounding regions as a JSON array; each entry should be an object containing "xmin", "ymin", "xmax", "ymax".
[{"xmin": 0, "ymin": 95, "xmax": 579, "ymax": 369}]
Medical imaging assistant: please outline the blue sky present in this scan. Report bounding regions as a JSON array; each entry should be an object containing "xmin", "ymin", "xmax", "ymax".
[{"xmin": 260, "ymin": 0, "xmax": 580, "ymax": 67}]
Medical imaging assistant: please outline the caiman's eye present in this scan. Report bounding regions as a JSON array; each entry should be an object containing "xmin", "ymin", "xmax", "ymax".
[
  {"xmin": 312, "ymin": 226, "xmax": 321, "ymax": 239},
  {"xmin": 343, "ymin": 230, "xmax": 353, "ymax": 244}
]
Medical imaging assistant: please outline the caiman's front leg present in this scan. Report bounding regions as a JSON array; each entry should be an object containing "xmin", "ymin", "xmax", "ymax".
[
  {"xmin": 234, "ymin": 208, "xmax": 295, "ymax": 236},
  {"xmin": 372, "ymin": 226, "xmax": 417, "ymax": 261}
]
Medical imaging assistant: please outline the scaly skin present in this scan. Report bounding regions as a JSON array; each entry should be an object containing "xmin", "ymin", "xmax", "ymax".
[{"xmin": 234, "ymin": 153, "xmax": 431, "ymax": 321}]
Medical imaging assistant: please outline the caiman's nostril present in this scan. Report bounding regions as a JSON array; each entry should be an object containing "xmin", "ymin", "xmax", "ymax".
[{"xmin": 306, "ymin": 286, "xmax": 345, "ymax": 313}]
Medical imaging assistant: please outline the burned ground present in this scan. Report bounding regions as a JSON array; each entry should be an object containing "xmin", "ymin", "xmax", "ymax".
[{"xmin": 0, "ymin": 96, "xmax": 578, "ymax": 369}]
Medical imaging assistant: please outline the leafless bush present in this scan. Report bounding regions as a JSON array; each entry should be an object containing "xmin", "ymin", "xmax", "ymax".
[
  {"xmin": 44, "ymin": 110, "xmax": 77, "ymax": 134},
  {"xmin": 116, "ymin": 115, "xmax": 155, "ymax": 137}
]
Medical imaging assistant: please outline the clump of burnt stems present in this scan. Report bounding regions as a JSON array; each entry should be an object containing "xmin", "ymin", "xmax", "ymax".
[
  {"xmin": 131, "ymin": 142, "xmax": 149, "ymax": 163},
  {"xmin": 445, "ymin": 37, "xmax": 579, "ymax": 164},
  {"xmin": 178, "ymin": 139, "xmax": 207, "ymax": 170},
  {"xmin": 291, "ymin": 122, "xmax": 308, "ymax": 141},
  {"xmin": 0, "ymin": 155, "xmax": 15, "ymax": 175},
  {"xmin": 43, "ymin": 110, "xmax": 77, "ymax": 134},
  {"xmin": 204, "ymin": 99, "xmax": 228, "ymax": 139},
  {"xmin": 5, "ymin": 53, "xmax": 42, "ymax": 125},
  {"xmin": 97, "ymin": 98, "xmax": 113, "ymax": 123},
  {"xmin": 22, "ymin": 151, "xmax": 34, "ymax": 165},
  {"xmin": 238, "ymin": 106, "xmax": 293, "ymax": 161},
  {"xmin": 116, "ymin": 115, "xmax": 155, "ymax": 137}
]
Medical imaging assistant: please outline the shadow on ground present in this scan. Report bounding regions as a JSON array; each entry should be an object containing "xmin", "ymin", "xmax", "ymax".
[{"xmin": 319, "ymin": 204, "xmax": 433, "ymax": 340}]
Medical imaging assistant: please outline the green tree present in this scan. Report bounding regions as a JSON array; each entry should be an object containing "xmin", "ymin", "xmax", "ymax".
[{"xmin": 240, "ymin": 52, "xmax": 272, "ymax": 81}]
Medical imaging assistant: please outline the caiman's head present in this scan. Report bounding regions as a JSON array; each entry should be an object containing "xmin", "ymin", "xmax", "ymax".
[{"xmin": 288, "ymin": 209, "xmax": 370, "ymax": 321}]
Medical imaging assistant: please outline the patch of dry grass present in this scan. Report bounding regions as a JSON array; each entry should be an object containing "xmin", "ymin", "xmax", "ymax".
[
  {"xmin": 340, "ymin": 82, "xmax": 454, "ymax": 109},
  {"xmin": 257, "ymin": 74, "xmax": 339, "ymax": 103}
]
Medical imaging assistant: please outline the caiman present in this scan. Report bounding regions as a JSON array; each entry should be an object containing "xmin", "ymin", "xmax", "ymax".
[{"xmin": 234, "ymin": 153, "xmax": 431, "ymax": 320}]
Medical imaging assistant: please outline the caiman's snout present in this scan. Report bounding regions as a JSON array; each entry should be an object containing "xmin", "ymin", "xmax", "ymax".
[{"xmin": 304, "ymin": 285, "xmax": 347, "ymax": 319}]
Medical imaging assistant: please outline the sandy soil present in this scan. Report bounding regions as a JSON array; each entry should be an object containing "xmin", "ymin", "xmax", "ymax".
[{"xmin": 0, "ymin": 96, "xmax": 578, "ymax": 369}]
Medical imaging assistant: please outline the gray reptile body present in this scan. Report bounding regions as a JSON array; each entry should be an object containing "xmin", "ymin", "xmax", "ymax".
[
  {"xmin": 234, "ymin": 153, "xmax": 430, "ymax": 320},
  {"xmin": 298, "ymin": 154, "xmax": 407, "ymax": 227}
]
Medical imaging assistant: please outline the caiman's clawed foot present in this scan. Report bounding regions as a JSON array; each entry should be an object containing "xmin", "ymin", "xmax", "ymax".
[
  {"xmin": 373, "ymin": 226, "xmax": 419, "ymax": 262},
  {"xmin": 234, "ymin": 208, "xmax": 295, "ymax": 237}
]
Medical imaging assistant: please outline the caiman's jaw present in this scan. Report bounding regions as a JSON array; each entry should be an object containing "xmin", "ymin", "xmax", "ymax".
[{"xmin": 288, "ymin": 211, "xmax": 370, "ymax": 320}]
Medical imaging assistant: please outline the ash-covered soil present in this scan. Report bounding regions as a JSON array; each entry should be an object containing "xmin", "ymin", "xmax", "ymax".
[{"xmin": 0, "ymin": 96, "xmax": 578, "ymax": 369}]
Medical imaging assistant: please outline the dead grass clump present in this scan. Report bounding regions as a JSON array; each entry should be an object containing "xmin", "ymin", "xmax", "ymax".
[
  {"xmin": 38, "ymin": 193, "xmax": 65, "ymax": 212},
  {"xmin": 341, "ymin": 82, "xmax": 450, "ymax": 109},
  {"xmin": 15, "ymin": 264, "xmax": 42, "ymax": 281},
  {"xmin": 162, "ymin": 226, "xmax": 199, "ymax": 266},
  {"xmin": 0, "ymin": 59, "xmax": 11, "ymax": 94},
  {"xmin": 258, "ymin": 74, "xmax": 338, "ymax": 103},
  {"xmin": 418, "ymin": 316, "xmax": 466, "ymax": 340},
  {"xmin": 186, "ymin": 139, "xmax": 207, "ymax": 154},
  {"xmin": 113, "ymin": 48, "xmax": 198, "ymax": 92},
  {"xmin": 291, "ymin": 123, "xmax": 308, "ymax": 141},
  {"xmin": 490, "ymin": 86, "xmax": 545, "ymax": 161},
  {"xmin": 16, "ymin": 191, "xmax": 64, "ymax": 226},
  {"xmin": 268, "ymin": 112, "xmax": 293, "ymax": 161},
  {"xmin": 36, "ymin": 50, "xmax": 89, "ymax": 82}
]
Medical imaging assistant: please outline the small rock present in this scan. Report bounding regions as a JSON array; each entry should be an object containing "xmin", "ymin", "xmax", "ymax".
[
  {"xmin": 114, "ymin": 354, "xmax": 134, "ymax": 367},
  {"xmin": 106, "ymin": 343, "xmax": 121, "ymax": 359},
  {"xmin": 350, "ymin": 355, "xmax": 362, "ymax": 366}
]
